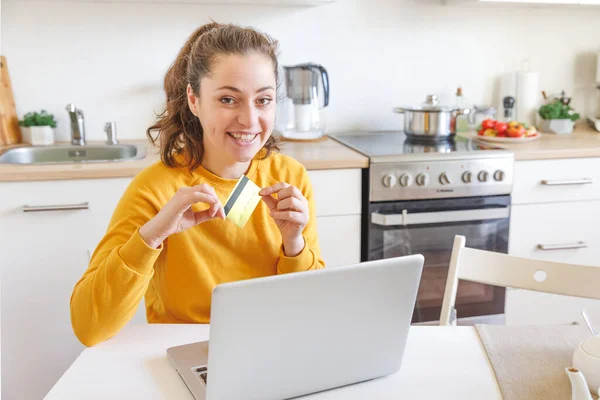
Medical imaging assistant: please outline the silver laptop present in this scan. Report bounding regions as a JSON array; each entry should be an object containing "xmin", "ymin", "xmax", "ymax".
[{"xmin": 167, "ymin": 255, "xmax": 424, "ymax": 400}]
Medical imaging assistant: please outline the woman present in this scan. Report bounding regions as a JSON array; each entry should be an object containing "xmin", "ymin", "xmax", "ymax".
[{"xmin": 70, "ymin": 22, "xmax": 325, "ymax": 347}]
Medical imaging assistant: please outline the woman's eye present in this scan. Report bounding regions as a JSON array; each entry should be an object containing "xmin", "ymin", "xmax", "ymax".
[
  {"xmin": 257, "ymin": 98, "xmax": 272, "ymax": 106},
  {"xmin": 220, "ymin": 97, "xmax": 236, "ymax": 105}
]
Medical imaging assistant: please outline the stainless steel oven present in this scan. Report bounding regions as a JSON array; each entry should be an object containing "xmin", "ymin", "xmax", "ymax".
[
  {"xmin": 367, "ymin": 195, "xmax": 510, "ymax": 323},
  {"xmin": 333, "ymin": 131, "xmax": 515, "ymax": 325}
]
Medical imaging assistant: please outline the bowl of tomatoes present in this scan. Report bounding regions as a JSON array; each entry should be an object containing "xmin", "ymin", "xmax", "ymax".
[{"xmin": 475, "ymin": 119, "xmax": 540, "ymax": 143}]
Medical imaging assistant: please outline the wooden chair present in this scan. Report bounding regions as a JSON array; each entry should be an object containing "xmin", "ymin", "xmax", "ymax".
[{"xmin": 439, "ymin": 235, "xmax": 600, "ymax": 326}]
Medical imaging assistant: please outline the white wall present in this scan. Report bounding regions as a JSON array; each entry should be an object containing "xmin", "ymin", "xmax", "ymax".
[{"xmin": 2, "ymin": 0, "xmax": 600, "ymax": 143}]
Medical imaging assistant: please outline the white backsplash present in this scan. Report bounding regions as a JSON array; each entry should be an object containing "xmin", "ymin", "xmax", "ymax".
[{"xmin": 2, "ymin": 0, "xmax": 600, "ymax": 142}]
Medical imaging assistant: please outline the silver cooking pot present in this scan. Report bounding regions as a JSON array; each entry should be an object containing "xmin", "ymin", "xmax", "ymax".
[{"xmin": 394, "ymin": 95, "xmax": 470, "ymax": 140}]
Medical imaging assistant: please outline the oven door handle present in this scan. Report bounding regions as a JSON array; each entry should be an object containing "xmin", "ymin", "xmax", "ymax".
[{"xmin": 371, "ymin": 207, "xmax": 510, "ymax": 226}]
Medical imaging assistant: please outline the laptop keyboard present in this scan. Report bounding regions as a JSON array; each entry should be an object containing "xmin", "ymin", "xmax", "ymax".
[{"xmin": 193, "ymin": 366, "xmax": 208, "ymax": 385}]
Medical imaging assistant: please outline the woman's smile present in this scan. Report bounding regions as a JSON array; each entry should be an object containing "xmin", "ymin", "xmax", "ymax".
[{"xmin": 227, "ymin": 130, "xmax": 260, "ymax": 145}]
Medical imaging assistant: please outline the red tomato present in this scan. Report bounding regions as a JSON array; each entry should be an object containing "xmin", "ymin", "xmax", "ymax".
[
  {"xmin": 482, "ymin": 119, "xmax": 496, "ymax": 130},
  {"xmin": 478, "ymin": 128, "xmax": 485, "ymax": 136},
  {"xmin": 494, "ymin": 122, "xmax": 508, "ymax": 135},
  {"xmin": 496, "ymin": 131, "xmax": 508, "ymax": 138}
]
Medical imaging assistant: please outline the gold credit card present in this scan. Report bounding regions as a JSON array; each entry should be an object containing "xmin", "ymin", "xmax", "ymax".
[{"xmin": 223, "ymin": 175, "xmax": 262, "ymax": 228}]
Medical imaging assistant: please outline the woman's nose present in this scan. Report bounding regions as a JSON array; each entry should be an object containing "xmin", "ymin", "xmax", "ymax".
[{"xmin": 236, "ymin": 103, "xmax": 258, "ymax": 127}]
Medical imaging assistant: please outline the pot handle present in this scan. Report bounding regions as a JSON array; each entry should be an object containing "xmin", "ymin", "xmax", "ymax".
[
  {"xmin": 453, "ymin": 108, "xmax": 471, "ymax": 117},
  {"xmin": 393, "ymin": 107, "xmax": 405, "ymax": 114}
]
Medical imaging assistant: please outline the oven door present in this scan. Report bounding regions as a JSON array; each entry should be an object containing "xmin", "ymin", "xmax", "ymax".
[{"xmin": 367, "ymin": 195, "xmax": 510, "ymax": 324}]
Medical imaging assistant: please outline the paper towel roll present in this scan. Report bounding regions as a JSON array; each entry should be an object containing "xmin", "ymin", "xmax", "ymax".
[{"xmin": 516, "ymin": 70, "xmax": 539, "ymax": 127}]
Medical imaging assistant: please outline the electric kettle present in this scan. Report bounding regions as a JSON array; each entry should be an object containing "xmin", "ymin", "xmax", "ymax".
[{"xmin": 279, "ymin": 63, "xmax": 329, "ymax": 140}]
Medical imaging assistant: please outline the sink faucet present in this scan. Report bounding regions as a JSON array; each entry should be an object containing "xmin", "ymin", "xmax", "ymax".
[{"xmin": 66, "ymin": 103, "xmax": 86, "ymax": 146}]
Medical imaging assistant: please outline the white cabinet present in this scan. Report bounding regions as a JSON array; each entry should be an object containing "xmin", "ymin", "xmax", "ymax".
[
  {"xmin": 317, "ymin": 215, "xmax": 361, "ymax": 268},
  {"xmin": 509, "ymin": 201, "xmax": 600, "ymax": 266},
  {"xmin": 0, "ymin": 167, "xmax": 362, "ymax": 399},
  {"xmin": 0, "ymin": 178, "xmax": 133, "ymax": 400},
  {"xmin": 308, "ymin": 168, "xmax": 363, "ymax": 268},
  {"xmin": 309, "ymin": 169, "xmax": 362, "ymax": 218},
  {"xmin": 506, "ymin": 289, "xmax": 600, "ymax": 326},
  {"xmin": 506, "ymin": 158, "xmax": 600, "ymax": 327},
  {"xmin": 511, "ymin": 158, "xmax": 600, "ymax": 205}
]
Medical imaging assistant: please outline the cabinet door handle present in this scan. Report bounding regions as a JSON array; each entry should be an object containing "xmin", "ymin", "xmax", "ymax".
[
  {"xmin": 540, "ymin": 178, "xmax": 593, "ymax": 186},
  {"xmin": 22, "ymin": 202, "xmax": 89, "ymax": 212},
  {"xmin": 537, "ymin": 241, "xmax": 588, "ymax": 251}
]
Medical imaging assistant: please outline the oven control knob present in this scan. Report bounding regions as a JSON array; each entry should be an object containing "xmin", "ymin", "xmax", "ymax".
[
  {"xmin": 439, "ymin": 172, "xmax": 451, "ymax": 185},
  {"xmin": 493, "ymin": 170, "xmax": 505, "ymax": 182},
  {"xmin": 382, "ymin": 174, "xmax": 397, "ymax": 188},
  {"xmin": 416, "ymin": 173, "xmax": 429, "ymax": 186},
  {"xmin": 478, "ymin": 170, "xmax": 489, "ymax": 182},
  {"xmin": 462, "ymin": 171, "xmax": 473, "ymax": 184},
  {"xmin": 399, "ymin": 173, "xmax": 413, "ymax": 187}
]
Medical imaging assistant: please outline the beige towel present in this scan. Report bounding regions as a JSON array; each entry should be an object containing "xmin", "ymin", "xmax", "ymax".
[{"xmin": 475, "ymin": 324, "xmax": 598, "ymax": 400}]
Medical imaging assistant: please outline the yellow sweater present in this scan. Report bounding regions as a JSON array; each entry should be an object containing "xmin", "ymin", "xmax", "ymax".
[{"xmin": 70, "ymin": 152, "xmax": 325, "ymax": 346}]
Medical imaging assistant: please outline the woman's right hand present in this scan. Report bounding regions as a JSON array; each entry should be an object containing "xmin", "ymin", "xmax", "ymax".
[{"xmin": 139, "ymin": 184, "xmax": 226, "ymax": 248}]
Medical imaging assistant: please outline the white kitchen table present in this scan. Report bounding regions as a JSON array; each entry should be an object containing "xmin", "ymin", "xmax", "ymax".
[{"xmin": 46, "ymin": 324, "xmax": 502, "ymax": 400}]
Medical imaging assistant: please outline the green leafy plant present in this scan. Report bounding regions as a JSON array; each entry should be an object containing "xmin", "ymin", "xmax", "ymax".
[
  {"xmin": 538, "ymin": 100, "xmax": 580, "ymax": 122},
  {"xmin": 18, "ymin": 110, "xmax": 57, "ymax": 128}
]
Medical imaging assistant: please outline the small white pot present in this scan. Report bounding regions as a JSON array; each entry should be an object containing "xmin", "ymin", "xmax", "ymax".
[
  {"xmin": 573, "ymin": 336, "xmax": 600, "ymax": 394},
  {"xmin": 20, "ymin": 126, "xmax": 55, "ymax": 145},
  {"xmin": 536, "ymin": 114, "xmax": 575, "ymax": 134}
]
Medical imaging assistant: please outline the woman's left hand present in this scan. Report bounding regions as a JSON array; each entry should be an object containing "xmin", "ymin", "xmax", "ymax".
[{"xmin": 260, "ymin": 182, "xmax": 309, "ymax": 257}]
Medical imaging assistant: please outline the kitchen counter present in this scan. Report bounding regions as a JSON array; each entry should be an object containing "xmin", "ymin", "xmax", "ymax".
[
  {"xmin": 0, "ymin": 136, "xmax": 369, "ymax": 182},
  {"xmin": 5, "ymin": 122, "xmax": 599, "ymax": 183},
  {"xmin": 464, "ymin": 123, "xmax": 600, "ymax": 161}
]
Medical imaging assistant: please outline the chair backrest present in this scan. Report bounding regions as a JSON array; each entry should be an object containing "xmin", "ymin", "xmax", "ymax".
[{"xmin": 439, "ymin": 235, "xmax": 600, "ymax": 326}]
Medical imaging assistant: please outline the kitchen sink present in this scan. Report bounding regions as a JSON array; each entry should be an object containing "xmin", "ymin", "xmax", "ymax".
[{"xmin": 0, "ymin": 143, "xmax": 147, "ymax": 164}]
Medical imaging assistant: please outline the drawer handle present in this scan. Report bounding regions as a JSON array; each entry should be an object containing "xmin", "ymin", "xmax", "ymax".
[
  {"xmin": 540, "ymin": 178, "xmax": 593, "ymax": 186},
  {"xmin": 537, "ymin": 241, "xmax": 588, "ymax": 251},
  {"xmin": 22, "ymin": 202, "xmax": 89, "ymax": 212}
]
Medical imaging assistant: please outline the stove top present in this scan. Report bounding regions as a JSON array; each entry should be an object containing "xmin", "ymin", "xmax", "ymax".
[
  {"xmin": 332, "ymin": 131, "xmax": 515, "ymax": 202},
  {"xmin": 332, "ymin": 131, "xmax": 508, "ymax": 163}
]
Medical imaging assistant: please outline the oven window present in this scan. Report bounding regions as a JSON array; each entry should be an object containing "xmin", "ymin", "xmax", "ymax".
[
  {"xmin": 367, "ymin": 196, "xmax": 510, "ymax": 323},
  {"xmin": 381, "ymin": 220, "xmax": 507, "ymax": 321}
]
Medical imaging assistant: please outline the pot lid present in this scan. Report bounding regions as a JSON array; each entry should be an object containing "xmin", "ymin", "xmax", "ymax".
[{"xmin": 395, "ymin": 95, "xmax": 461, "ymax": 113}]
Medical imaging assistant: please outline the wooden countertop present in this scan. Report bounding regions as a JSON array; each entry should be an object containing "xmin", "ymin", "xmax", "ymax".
[
  {"xmin": 462, "ymin": 123, "xmax": 600, "ymax": 161},
  {"xmin": 0, "ymin": 136, "xmax": 369, "ymax": 182},
  {"xmin": 3, "ymin": 123, "xmax": 599, "ymax": 182}
]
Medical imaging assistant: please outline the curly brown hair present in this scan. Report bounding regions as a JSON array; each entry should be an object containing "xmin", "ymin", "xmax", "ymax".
[{"xmin": 147, "ymin": 22, "xmax": 280, "ymax": 172}]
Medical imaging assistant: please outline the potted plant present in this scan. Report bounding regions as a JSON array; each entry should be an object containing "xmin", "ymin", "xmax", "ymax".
[
  {"xmin": 18, "ymin": 110, "xmax": 57, "ymax": 145},
  {"xmin": 537, "ymin": 95, "xmax": 580, "ymax": 135}
]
